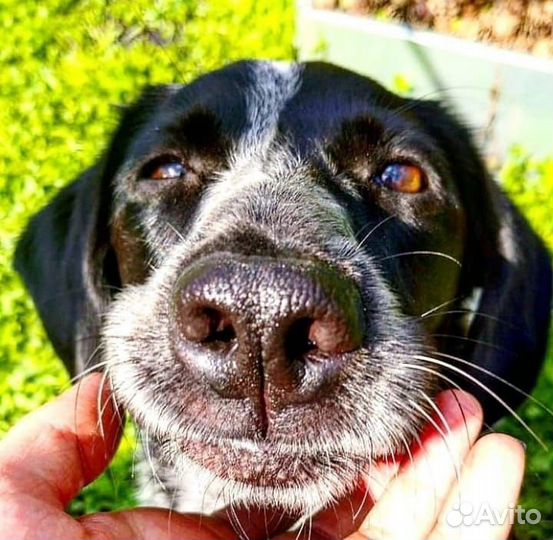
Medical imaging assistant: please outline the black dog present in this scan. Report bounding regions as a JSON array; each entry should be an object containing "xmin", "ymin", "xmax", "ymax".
[{"xmin": 15, "ymin": 61, "xmax": 552, "ymax": 513}]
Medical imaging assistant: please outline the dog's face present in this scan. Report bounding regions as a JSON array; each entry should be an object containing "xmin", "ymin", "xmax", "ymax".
[{"xmin": 15, "ymin": 61, "xmax": 552, "ymax": 514}]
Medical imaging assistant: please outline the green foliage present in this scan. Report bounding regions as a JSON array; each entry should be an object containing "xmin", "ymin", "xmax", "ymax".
[
  {"xmin": 501, "ymin": 147, "xmax": 553, "ymax": 250},
  {"xmin": 0, "ymin": 1, "xmax": 550, "ymax": 536},
  {"xmin": 391, "ymin": 73, "xmax": 414, "ymax": 96}
]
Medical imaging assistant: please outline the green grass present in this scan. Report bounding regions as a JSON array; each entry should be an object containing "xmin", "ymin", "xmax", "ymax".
[{"xmin": 0, "ymin": 1, "xmax": 551, "ymax": 537}]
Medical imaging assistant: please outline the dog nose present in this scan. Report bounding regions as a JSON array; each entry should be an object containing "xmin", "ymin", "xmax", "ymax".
[{"xmin": 173, "ymin": 255, "xmax": 364, "ymax": 411}]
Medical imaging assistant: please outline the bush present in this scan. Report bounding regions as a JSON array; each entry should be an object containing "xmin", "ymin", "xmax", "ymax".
[{"xmin": 0, "ymin": 2, "xmax": 550, "ymax": 537}]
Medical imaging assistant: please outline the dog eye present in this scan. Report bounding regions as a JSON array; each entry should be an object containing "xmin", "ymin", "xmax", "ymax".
[
  {"xmin": 375, "ymin": 163, "xmax": 426, "ymax": 193},
  {"xmin": 140, "ymin": 157, "xmax": 187, "ymax": 181}
]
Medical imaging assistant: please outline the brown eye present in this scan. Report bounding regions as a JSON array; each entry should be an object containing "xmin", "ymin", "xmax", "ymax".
[
  {"xmin": 140, "ymin": 157, "xmax": 187, "ymax": 181},
  {"xmin": 375, "ymin": 163, "xmax": 426, "ymax": 193}
]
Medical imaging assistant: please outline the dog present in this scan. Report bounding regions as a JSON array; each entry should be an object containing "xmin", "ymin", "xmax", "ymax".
[{"xmin": 15, "ymin": 61, "xmax": 552, "ymax": 515}]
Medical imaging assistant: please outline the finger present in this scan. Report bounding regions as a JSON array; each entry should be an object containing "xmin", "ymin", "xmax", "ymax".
[
  {"xmin": 273, "ymin": 439, "xmax": 406, "ymax": 540},
  {"xmin": 79, "ymin": 508, "xmax": 300, "ymax": 540},
  {"xmin": 429, "ymin": 433, "xmax": 525, "ymax": 540},
  {"xmin": 273, "ymin": 454, "xmax": 404, "ymax": 540},
  {"xmin": 278, "ymin": 393, "xmax": 478, "ymax": 540},
  {"xmin": 364, "ymin": 453, "xmax": 402, "ymax": 502},
  {"xmin": 353, "ymin": 390, "xmax": 483, "ymax": 540},
  {"xmin": 272, "ymin": 481, "xmax": 375, "ymax": 540},
  {"xmin": 79, "ymin": 508, "xmax": 240, "ymax": 540},
  {"xmin": 0, "ymin": 373, "xmax": 123, "ymax": 509},
  {"xmin": 215, "ymin": 506, "xmax": 299, "ymax": 540}
]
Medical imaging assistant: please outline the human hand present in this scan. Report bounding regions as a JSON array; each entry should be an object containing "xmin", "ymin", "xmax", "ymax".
[
  {"xmin": 0, "ymin": 374, "xmax": 244, "ymax": 540},
  {"xmin": 0, "ymin": 375, "xmax": 525, "ymax": 540},
  {"xmin": 275, "ymin": 391, "xmax": 526, "ymax": 540}
]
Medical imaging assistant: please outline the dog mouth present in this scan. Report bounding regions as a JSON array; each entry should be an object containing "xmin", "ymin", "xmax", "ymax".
[
  {"xmin": 180, "ymin": 438, "xmax": 323, "ymax": 487},
  {"xmin": 175, "ymin": 436, "xmax": 361, "ymax": 489}
]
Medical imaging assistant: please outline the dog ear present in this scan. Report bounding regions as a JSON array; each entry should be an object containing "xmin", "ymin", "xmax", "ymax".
[
  {"xmin": 463, "ymin": 185, "xmax": 552, "ymax": 422},
  {"xmin": 412, "ymin": 100, "xmax": 552, "ymax": 422},
  {"xmin": 14, "ymin": 86, "xmax": 175, "ymax": 375},
  {"xmin": 14, "ymin": 165, "xmax": 112, "ymax": 375}
]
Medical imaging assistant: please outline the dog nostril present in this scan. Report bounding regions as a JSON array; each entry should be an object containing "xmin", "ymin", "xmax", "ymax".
[
  {"xmin": 174, "ymin": 256, "xmax": 364, "ymax": 408},
  {"xmin": 290, "ymin": 316, "xmax": 360, "ymax": 357},
  {"xmin": 179, "ymin": 306, "xmax": 236, "ymax": 345},
  {"xmin": 284, "ymin": 315, "xmax": 358, "ymax": 363},
  {"xmin": 285, "ymin": 318, "xmax": 318, "ymax": 361},
  {"xmin": 308, "ymin": 319, "xmax": 353, "ymax": 354}
]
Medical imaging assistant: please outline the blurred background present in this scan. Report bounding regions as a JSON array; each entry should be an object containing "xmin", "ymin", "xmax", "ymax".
[{"xmin": 0, "ymin": 1, "xmax": 551, "ymax": 538}]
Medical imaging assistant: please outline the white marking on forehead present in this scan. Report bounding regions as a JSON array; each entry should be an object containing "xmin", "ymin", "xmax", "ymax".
[
  {"xmin": 178, "ymin": 63, "xmax": 304, "ymax": 242},
  {"xmin": 240, "ymin": 61, "xmax": 302, "ymax": 151}
]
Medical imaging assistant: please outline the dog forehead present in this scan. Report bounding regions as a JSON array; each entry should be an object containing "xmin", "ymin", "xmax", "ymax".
[
  {"xmin": 157, "ymin": 61, "xmax": 303, "ymax": 146},
  {"xmin": 153, "ymin": 61, "xmax": 399, "ymax": 151}
]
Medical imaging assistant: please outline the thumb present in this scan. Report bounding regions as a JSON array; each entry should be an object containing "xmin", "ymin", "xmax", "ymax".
[{"xmin": 0, "ymin": 373, "xmax": 124, "ymax": 509}]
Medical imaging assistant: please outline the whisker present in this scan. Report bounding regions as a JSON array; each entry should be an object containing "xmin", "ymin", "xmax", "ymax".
[
  {"xmin": 401, "ymin": 362, "xmax": 496, "ymax": 434},
  {"xmin": 96, "ymin": 370, "xmax": 111, "ymax": 441},
  {"xmin": 306, "ymin": 509, "xmax": 313, "ymax": 540},
  {"xmin": 200, "ymin": 472, "xmax": 219, "ymax": 515},
  {"xmin": 449, "ymin": 389, "xmax": 471, "ymax": 440},
  {"xmin": 106, "ymin": 370, "xmax": 126, "ymax": 430},
  {"xmin": 262, "ymin": 506, "xmax": 268, "ymax": 540},
  {"xmin": 430, "ymin": 333, "xmax": 504, "ymax": 352},
  {"xmin": 408, "ymin": 397, "xmax": 461, "ymax": 481},
  {"xmin": 294, "ymin": 513, "xmax": 306, "ymax": 540},
  {"xmin": 419, "ymin": 296, "xmax": 460, "ymax": 319},
  {"xmin": 353, "ymin": 437, "xmax": 374, "ymax": 521},
  {"xmin": 398, "ymin": 428, "xmax": 430, "ymax": 523},
  {"xmin": 398, "ymin": 429, "xmax": 416, "ymax": 472},
  {"xmin": 32, "ymin": 284, "xmax": 123, "ymax": 307},
  {"xmin": 353, "ymin": 469, "xmax": 371, "ymax": 521},
  {"xmin": 75, "ymin": 334, "xmax": 157, "ymax": 343},
  {"xmin": 407, "ymin": 429, "xmax": 439, "ymax": 523},
  {"xmin": 389, "ymin": 85, "xmax": 490, "ymax": 118},
  {"xmin": 448, "ymin": 387, "xmax": 471, "ymax": 505},
  {"xmin": 68, "ymin": 358, "xmax": 107, "ymax": 385},
  {"xmin": 143, "ymin": 426, "xmax": 167, "ymax": 492},
  {"xmin": 420, "ymin": 309, "xmax": 519, "ymax": 330},
  {"xmin": 409, "ymin": 356, "xmax": 547, "ymax": 449},
  {"xmin": 355, "ymin": 215, "xmax": 396, "ymax": 252},
  {"xmin": 407, "ymin": 397, "xmax": 462, "ymax": 521},
  {"xmin": 419, "ymin": 390, "xmax": 463, "ymax": 485},
  {"xmin": 165, "ymin": 220, "xmax": 186, "ymax": 242},
  {"xmin": 131, "ymin": 425, "xmax": 140, "ymax": 479},
  {"xmin": 433, "ymin": 350, "xmax": 553, "ymax": 418},
  {"xmin": 345, "ymin": 494, "xmax": 357, "ymax": 533},
  {"xmin": 167, "ymin": 478, "xmax": 181, "ymax": 539},
  {"xmin": 72, "ymin": 379, "xmax": 87, "ymax": 479},
  {"xmin": 67, "ymin": 359, "xmax": 129, "ymax": 386},
  {"xmin": 83, "ymin": 342, "xmax": 105, "ymax": 370},
  {"xmin": 228, "ymin": 501, "xmax": 250, "ymax": 540},
  {"xmin": 379, "ymin": 250, "xmax": 462, "ymax": 268},
  {"xmin": 204, "ymin": 475, "xmax": 227, "ymax": 519}
]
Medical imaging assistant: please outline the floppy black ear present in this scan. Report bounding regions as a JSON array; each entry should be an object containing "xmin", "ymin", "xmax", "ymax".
[
  {"xmin": 463, "ymin": 186, "xmax": 552, "ymax": 422},
  {"xmin": 14, "ymin": 165, "xmax": 114, "ymax": 375},
  {"xmin": 412, "ymin": 100, "xmax": 552, "ymax": 422},
  {"xmin": 14, "ymin": 85, "xmax": 175, "ymax": 375}
]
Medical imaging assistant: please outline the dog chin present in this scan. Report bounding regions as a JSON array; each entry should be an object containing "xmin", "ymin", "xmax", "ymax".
[{"xmin": 164, "ymin": 437, "xmax": 365, "ymax": 514}]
